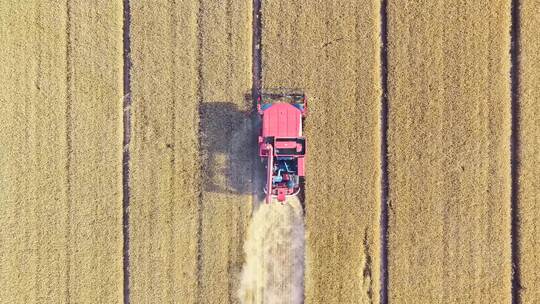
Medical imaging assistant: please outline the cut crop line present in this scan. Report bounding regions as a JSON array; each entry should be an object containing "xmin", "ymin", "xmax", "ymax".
[
  {"xmin": 167, "ymin": 1, "xmax": 178, "ymax": 302},
  {"xmin": 122, "ymin": 0, "xmax": 132, "ymax": 303},
  {"xmin": 252, "ymin": 0, "xmax": 262, "ymax": 103},
  {"xmin": 510, "ymin": 0, "xmax": 521, "ymax": 302},
  {"xmin": 250, "ymin": 0, "xmax": 263, "ymax": 217},
  {"xmin": 379, "ymin": 0, "xmax": 389, "ymax": 303},
  {"xmin": 64, "ymin": 1, "xmax": 73, "ymax": 302},
  {"xmin": 195, "ymin": 0, "xmax": 205, "ymax": 301}
]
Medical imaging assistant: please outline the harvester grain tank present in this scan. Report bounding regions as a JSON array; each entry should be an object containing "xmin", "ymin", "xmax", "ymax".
[{"xmin": 257, "ymin": 92, "xmax": 307, "ymax": 203}]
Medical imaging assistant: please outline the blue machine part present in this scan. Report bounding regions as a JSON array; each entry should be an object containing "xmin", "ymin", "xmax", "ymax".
[
  {"xmin": 261, "ymin": 103, "xmax": 304, "ymax": 111},
  {"xmin": 277, "ymin": 159, "xmax": 295, "ymax": 173},
  {"xmin": 261, "ymin": 103, "xmax": 272, "ymax": 111},
  {"xmin": 277, "ymin": 156, "xmax": 293, "ymax": 160},
  {"xmin": 293, "ymin": 104, "xmax": 304, "ymax": 111},
  {"xmin": 272, "ymin": 169, "xmax": 283, "ymax": 184},
  {"xmin": 284, "ymin": 162, "xmax": 291, "ymax": 172},
  {"xmin": 287, "ymin": 180, "xmax": 294, "ymax": 189},
  {"xmin": 272, "ymin": 160, "xmax": 297, "ymax": 185}
]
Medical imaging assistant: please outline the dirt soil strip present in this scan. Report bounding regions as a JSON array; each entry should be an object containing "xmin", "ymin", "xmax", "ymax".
[
  {"xmin": 122, "ymin": 0, "xmax": 132, "ymax": 301},
  {"xmin": 197, "ymin": 0, "xmax": 253, "ymax": 302},
  {"xmin": 518, "ymin": 0, "xmax": 540, "ymax": 302},
  {"xmin": 0, "ymin": 1, "xmax": 123, "ymax": 303},
  {"xmin": 386, "ymin": 1, "xmax": 512, "ymax": 302},
  {"xmin": 262, "ymin": 1, "xmax": 382, "ymax": 303},
  {"xmin": 129, "ymin": 0, "xmax": 200, "ymax": 302}
]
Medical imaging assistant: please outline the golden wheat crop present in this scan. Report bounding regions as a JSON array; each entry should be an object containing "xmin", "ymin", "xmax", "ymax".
[
  {"xmin": 130, "ymin": 0, "xmax": 252, "ymax": 303},
  {"xmin": 0, "ymin": 1, "xmax": 123, "ymax": 303},
  {"xmin": 130, "ymin": 0, "xmax": 200, "ymax": 302},
  {"xmin": 387, "ymin": 1, "xmax": 512, "ymax": 302},
  {"xmin": 2, "ymin": 1, "xmax": 539, "ymax": 303},
  {"xmin": 197, "ymin": 1, "xmax": 253, "ymax": 303},
  {"xmin": 262, "ymin": 1, "xmax": 382, "ymax": 303},
  {"xmin": 518, "ymin": 1, "xmax": 540, "ymax": 302}
]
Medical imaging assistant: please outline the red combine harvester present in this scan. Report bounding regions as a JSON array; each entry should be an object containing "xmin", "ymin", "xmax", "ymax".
[{"xmin": 257, "ymin": 92, "xmax": 307, "ymax": 203}]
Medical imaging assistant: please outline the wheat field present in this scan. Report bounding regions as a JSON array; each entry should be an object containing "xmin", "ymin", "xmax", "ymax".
[{"xmin": 0, "ymin": 0, "xmax": 538, "ymax": 303}]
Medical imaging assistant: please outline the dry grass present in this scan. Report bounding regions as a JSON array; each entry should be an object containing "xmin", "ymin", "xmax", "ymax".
[
  {"xmin": 0, "ymin": 1, "xmax": 123, "ymax": 303},
  {"xmin": 518, "ymin": 1, "xmax": 540, "ymax": 302},
  {"xmin": 387, "ymin": 0, "xmax": 512, "ymax": 302},
  {"xmin": 262, "ymin": 1, "xmax": 381, "ymax": 303}
]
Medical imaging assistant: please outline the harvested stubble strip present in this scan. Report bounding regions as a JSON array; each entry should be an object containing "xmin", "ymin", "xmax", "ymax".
[
  {"xmin": 0, "ymin": 1, "xmax": 123, "ymax": 303},
  {"xmin": 386, "ymin": 0, "xmax": 511, "ymax": 302},
  {"xmin": 130, "ymin": 0, "xmax": 200, "ymax": 302},
  {"xmin": 239, "ymin": 197, "xmax": 305, "ymax": 304},
  {"xmin": 518, "ymin": 1, "xmax": 540, "ymax": 302},
  {"xmin": 262, "ymin": 1, "xmax": 382, "ymax": 303}
]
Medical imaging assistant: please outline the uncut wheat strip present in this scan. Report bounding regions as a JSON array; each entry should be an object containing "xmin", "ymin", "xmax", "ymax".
[
  {"xmin": 197, "ymin": 0, "xmax": 253, "ymax": 302},
  {"xmin": 0, "ymin": 2, "xmax": 69, "ymax": 302},
  {"xmin": 518, "ymin": 0, "xmax": 540, "ymax": 302},
  {"xmin": 0, "ymin": 1, "xmax": 124, "ymax": 303},
  {"xmin": 387, "ymin": 1, "xmax": 511, "ymax": 303},
  {"xmin": 63, "ymin": 1, "xmax": 124, "ymax": 303},
  {"xmin": 129, "ymin": 0, "xmax": 200, "ymax": 303},
  {"xmin": 262, "ymin": 1, "xmax": 381, "ymax": 303},
  {"xmin": 65, "ymin": 1, "xmax": 124, "ymax": 303}
]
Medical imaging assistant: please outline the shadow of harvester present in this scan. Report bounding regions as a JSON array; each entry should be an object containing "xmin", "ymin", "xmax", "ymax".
[{"xmin": 199, "ymin": 101, "xmax": 263, "ymax": 196}]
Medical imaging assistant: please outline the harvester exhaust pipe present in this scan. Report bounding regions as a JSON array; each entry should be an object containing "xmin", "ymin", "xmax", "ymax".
[{"xmin": 265, "ymin": 144, "xmax": 273, "ymax": 204}]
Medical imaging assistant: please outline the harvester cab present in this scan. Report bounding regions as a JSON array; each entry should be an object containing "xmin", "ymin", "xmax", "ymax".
[{"xmin": 257, "ymin": 92, "xmax": 307, "ymax": 204}]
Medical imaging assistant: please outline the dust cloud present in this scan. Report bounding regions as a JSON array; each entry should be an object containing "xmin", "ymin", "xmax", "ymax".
[{"xmin": 238, "ymin": 197, "xmax": 305, "ymax": 304}]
